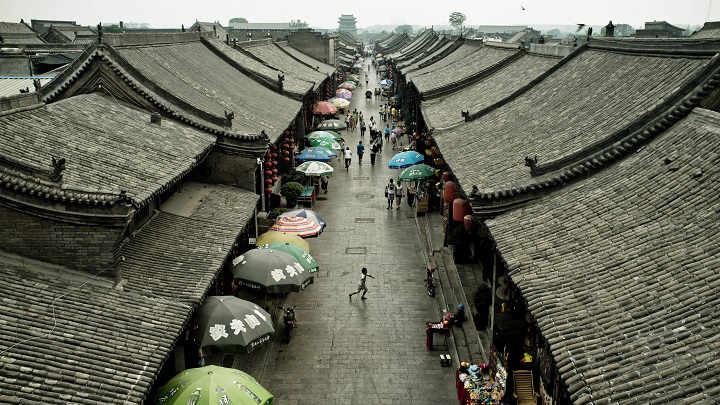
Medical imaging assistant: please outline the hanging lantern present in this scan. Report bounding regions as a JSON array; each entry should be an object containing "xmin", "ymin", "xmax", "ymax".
[
  {"xmin": 284, "ymin": 130, "xmax": 290, "ymax": 135},
  {"xmin": 426, "ymin": 136, "xmax": 435, "ymax": 146},
  {"xmin": 264, "ymin": 170, "xmax": 272, "ymax": 177},
  {"xmin": 289, "ymin": 138, "xmax": 295, "ymax": 143},
  {"xmin": 264, "ymin": 187, "xmax": 273, "ymax": 194},
  {"xmin": 289, "ymin": 145, "xmax": 295, "ymax": 150},
  {"xmin": 264, "ymin": 161, "xmax": 272, "ymax": 168},
  {"xmin": 283, "ymin": 143, "xmax": 290, "ymax": 149},
  {"xmin": 283, "ymin": 150, "xmax": 290, "ymax": 155},
  {"xmin": 425, "ymin": 149, "xmax": 434, "ymax": 156},
  {"xmin": 264, "ymin": 178, "xmax": 273, "ymax": 185},
  {"xmin": 271, "ymin": 153, "xmax": 277, "ymax": 158},
  {"xmin": 453, "ymin": 199, "xmax": 472, "ymax": 222},
  {"xmin": 464, "ymin": 215, "xmax": 474, "ymax": 232},
  {"xmin": 271, "ymin": 144, "xmax": 278, "ymax": 150},
  {"xmin": 284, "ymin": 157, "xmax": 290, "ymax": 161},
  {"xmin": 443, "ymin": 181, "xmax": 456, "ymax": 202},
  {"xmin": 442, "ymin": 172, "xmax": 453, "ymax": 182},
  {"xmin": 265, "ymin": 153, "xmax": 272, "ymax": 159},
  {"xmin": 271, "ymin": 168, "xmax": 278, "ymax": 174},
  {"xmin": 431, "ymin": 146, "xmax": 440, "ymax": 156},
  {"xmin": 271, "ymin": 176, "xmax": 279, "ymax": 182}
]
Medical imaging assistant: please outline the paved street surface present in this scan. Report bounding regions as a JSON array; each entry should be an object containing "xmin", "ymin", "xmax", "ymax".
[{"xmin": 228, "ymin": 60, "xmax": 459, "ymax": 404}]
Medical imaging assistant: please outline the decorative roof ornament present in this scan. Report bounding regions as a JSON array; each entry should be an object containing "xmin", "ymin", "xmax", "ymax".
[
  {"xmin": 97, "ymin": 22, "xmax": 103, "ymax": 45},
  {"xmin": 278, "ymin": 73, "xmax": 285, "ymax": 93},
  {"xmin": 524, "ymin": 155, "xmax": 538, "ymax": 176},
  {"xmin": 223, "ymin": 110, "xmax": 234, "ymax": 128},
  {"xmin": 50, "ymin": 155, "xmax": 66, "ymax": 182}
]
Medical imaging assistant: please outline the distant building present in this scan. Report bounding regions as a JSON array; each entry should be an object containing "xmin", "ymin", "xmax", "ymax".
[
  {"xmin": 338, "ymin": 14, "xmax": 357, "ymax": 34},
  {"xmin": 228, "ymin": 20, "xmax": 309, "ymax": 42},
  {"xmin": 634, "ymin": 21, "xmax": 685, "ymax": 38},
  {"xmin": 187, "ymin": 21, "xmax": 227, "ymax": 40}
]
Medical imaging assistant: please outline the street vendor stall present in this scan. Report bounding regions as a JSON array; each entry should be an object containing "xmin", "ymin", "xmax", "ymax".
[{"xmin": 456, "ymin": 345, "xmax": 508, "ymax": 404}]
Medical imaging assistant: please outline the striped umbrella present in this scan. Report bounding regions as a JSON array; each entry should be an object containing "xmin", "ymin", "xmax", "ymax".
[
  {"xmin": 281, "ymin": 209, "xmax": 326, "ymax": 230},
  {"xmin": 270, "ymin": 216, "xmax": 323, "ymax": 237}
]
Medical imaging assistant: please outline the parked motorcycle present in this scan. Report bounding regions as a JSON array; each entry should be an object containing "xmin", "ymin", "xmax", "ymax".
[
  {"xmin": 279, "ymin": 306, "xmax": 297, "ymax": 343},
  {"xmin": 425, "ymin": 267, "xmax": 436, "ymax": 297}
]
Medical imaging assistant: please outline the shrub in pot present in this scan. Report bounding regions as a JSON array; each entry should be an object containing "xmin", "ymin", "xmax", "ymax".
[
  {"xmin": 471, "ymin": 284, "xmax": 492, "ymax": 330},
  {"xmin": 280, "ymin": 181, "xmax": 304, "ymax": 207}
]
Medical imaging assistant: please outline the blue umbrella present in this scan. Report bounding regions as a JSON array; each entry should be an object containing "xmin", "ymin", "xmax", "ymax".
[
  {"xmin": 296, "ymin": 148, "xmax": 337, "ymax": 163},
  {"xmin": 388, "ymin": 151, "xmax": 425, "ymax": 169}
]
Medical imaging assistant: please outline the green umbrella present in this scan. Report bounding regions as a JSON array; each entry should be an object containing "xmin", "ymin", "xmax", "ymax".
[
  {"xmin": 398, "ymin": 164, "xmax": 436, "ymax": 181},
  {"xmin": 153, "ymin": 365, "xmax": 273, "ymax": 405},
  {"xmin": 310, "ymin": 138, "xmax": 342, "ymax": 151},
  {"xmin": 306, "ymin": 131, "xmax": 339, "ymax": 140},
  {"xmin": 257, "ymin": 242, "xmax": 319, "ymax": 273}
]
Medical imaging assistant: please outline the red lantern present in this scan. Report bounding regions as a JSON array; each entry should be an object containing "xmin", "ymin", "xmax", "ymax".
[
  {"xmin": 426, "ymin": 136, "xmax": 435, "ymax": 146},
  {"xmin": 283, "ymin": 150, "xmax": 290, "ymax": 155},
  {"xmin": 453, "ymin": 199, "xmax": 472, "ymax": 222},
  {"xmin": 271, "ymin": 176, "xmax": 279, "ymax": 182},
  {"xmin": 271, "ymin": 161, "xmax": 278, "ymax": 166},
  {"xmin": 265, "ymin": 153, "xmax": 272, "ymax": 159},
  {"xmin": 265, "ymin": 178, "xmax": 272, "ymax": 185},
  {"xmin": 271, "ymin": 144, "xmax": 278, "ymax": 150},
  {"xmin": 283, "ymin": 143, "xmax": 290, "ymax": 149},
  {"xmin": 289, "ymin": 138, "xmax": 295, "ymax": 143},
  {"xmin": 265, "ymin": 170, "xmax": 272, "ymax": 177},
  {"xmin": 264, "ymin": 161, "xmax": 272, "ymax": 168},
  {"xmin": 442, "ymin": 171, "xmax": 452, "ymax": 182},
  {"xmin": 443, "ymin": 181, "xmax": 456, "ymax": 202},
  {"xmin": 264, "ymin": 187, "xmax": 273, "ymax": 194},
  {"xmin": 271, "ymin": 153, "xmax": 277, "ymax": 158},
  {"xmin": 271, "ymin": 168, "xmax": 278, "ymax": 174},
  {"xmin": 464, "ymin": 215, "xmax": 474, "ymax": 232},
  {"xmin": 289, "ymin": 145, "xmax": 295, "ymax": 150},
  {"xmin": 284, "ymin": 130, "xmax": 290, "ymax": 135},
  {"xmin": 284, "ymin": 157, "xmax": 290, "ymax": 161}
]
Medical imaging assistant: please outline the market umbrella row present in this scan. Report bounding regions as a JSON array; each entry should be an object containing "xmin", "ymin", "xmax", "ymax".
[
  {"xmin": 388, "ymin": 151, "xmax": 425, "ymax": 169},
  {"xmin": 258, "ymin": 242, "xmax": 319, "ymax": 273},
  {"xmin": 196, "ymin": 296, "xmax": 275, "ymax": 353},
  {"xmin": 316, "ymin": 119, "xmax": 347, "ymax": 131},
  {"xmin": 295, "ymin": 147, "xmax": 337, "ymax": 163}
]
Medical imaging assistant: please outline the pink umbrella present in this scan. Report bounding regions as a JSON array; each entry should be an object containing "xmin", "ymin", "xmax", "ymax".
[
  {"xmin": 335, "ymin": 89, "xmax": 353, "ymax": 100},
  {"xmin": 392, "ymin": 127, "xmax": 405, "ymax": 134},
  {"xmin": 270, "ymin": 216, "xmax": 323, "ymax": 237},
  {"xmin": 313, "ymin": 101, "xmax": 337, "ymax": 115}
]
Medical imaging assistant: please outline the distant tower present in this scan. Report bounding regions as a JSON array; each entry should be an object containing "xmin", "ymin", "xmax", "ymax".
[{"xmin": 338, "ymin": 14, "xmax": 357, "ymax": 33}]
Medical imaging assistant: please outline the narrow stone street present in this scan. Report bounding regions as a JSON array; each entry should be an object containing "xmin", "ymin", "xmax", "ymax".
[{"xmin": 248, "ymin": 59, "xmax": 458, "ymax": 404}]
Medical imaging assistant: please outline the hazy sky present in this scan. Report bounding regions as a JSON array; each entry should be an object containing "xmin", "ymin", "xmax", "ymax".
[{"xmin": 2, "ymin": 0, "xmax": 717, "ymax": 29}]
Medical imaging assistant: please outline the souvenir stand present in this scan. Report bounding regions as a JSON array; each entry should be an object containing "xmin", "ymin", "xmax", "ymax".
[{"xmin": 456, "ymin": 344, "xmax": 508, "ymax": 404}]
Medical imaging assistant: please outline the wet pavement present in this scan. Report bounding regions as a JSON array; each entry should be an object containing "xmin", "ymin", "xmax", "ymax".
[{"xmin": 211, "ymin": 60, "xmax": 464, "ymax": 404}]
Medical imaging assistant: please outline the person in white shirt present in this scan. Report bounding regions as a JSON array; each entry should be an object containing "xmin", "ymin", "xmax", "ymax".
[
  {"xmin": 395, "ymin": 181, "xmax": 404, "ymax": 208},
  {"xmin": 343, "ymin": 147, "xmax": 352, "ymax": 171}
]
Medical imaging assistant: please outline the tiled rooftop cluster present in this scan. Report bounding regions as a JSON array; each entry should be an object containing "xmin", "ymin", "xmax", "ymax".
[{"xmin": 487, "ymin": 108, "xmax": 720, "ymax": 403}]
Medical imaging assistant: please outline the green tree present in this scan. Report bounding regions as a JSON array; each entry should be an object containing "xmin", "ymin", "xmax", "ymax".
[
  {"xmin": 229, "ymin": 17, "xmax": 249, "ymax": 24},
  {"xmin": 448, "ymin": 11, "xmax": 467, "ymax": 34},
  {"xmin": 546, "ymin": 28, "xmax": 561, "ymax": 37},
  {"xmin": 395, "ymin": 24, "xmax": 413, "ymax": 34}
]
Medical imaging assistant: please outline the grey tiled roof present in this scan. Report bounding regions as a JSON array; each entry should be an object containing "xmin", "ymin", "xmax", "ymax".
[
  {"xmin": 396, "ymin": 39, "xmax": 454, "ymax": 72},
  {"xmin": 410, "ymin": 45, "xmax": 521, "ymax": 96},
  {"xmin": 113, "ymin": 39, "xmax": 301, "ymax": 136},
  {"xmin": 422, "ymin": 53, "xmax": 561, "ymax": 130},
  {"xmin": 120, "ymin": 182, "xmax": 259, "ymax": 306},
  {"xmin": 405, "ymin": 43, "xmax": 483, "ymax": 79},
  {"xmin": 0, "ymin": 21, "xmax": 34, "ymax": 34},
  {"xmin": 386, "ymin": 29, "xmax": 438, "ymax": 62},
  {"xmin": 0, "ymin": 260, "xmax": 192, "ymax": 404},
  {"xmin": 435, "ymin": 48, "xmax": 713, "ymax": 193},
  {"xmin": 240, "ymin": 41, "xmax": 328, "ymax": 92},
  {"xmin": 0, "ymin": 93, "xmax": 215, "ymax": 206},
  {"xmin": 206, "ymin": 38, "xmax": 311, "ymax": 100},
  {"xmin": 277, "ymin": 42, "xmax": 335, "ymax": 76},
  {"xmin": 486, "ymin": 108, "xmax": 720, "ymax": 403}
]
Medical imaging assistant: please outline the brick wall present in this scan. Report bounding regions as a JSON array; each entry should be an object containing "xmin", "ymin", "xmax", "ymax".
[
  {"xmin": 0, "ymin": 205, "xmax": 122, "ymax": 276},
  {"xmin": 287, "ymin": 30, "xmax": 330, "ymax": 64}
]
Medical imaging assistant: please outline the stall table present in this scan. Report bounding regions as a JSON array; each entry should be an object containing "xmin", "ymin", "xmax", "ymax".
[{"xmin": 297, "ymin": 185, "xmax": 315, "ymax": 207}]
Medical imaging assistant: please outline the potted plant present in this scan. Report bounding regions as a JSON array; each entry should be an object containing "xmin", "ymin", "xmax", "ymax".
[
  {"xmin": 471, "ymin": 284, "xmax": 492, "ymax": 330},
  {"xmin": 267, "ymin": 208, "xmax": 288, "ymax": 220},
  {"xmin": 280, "ymin": 181, "xmax": 304, "ymax": 207}
]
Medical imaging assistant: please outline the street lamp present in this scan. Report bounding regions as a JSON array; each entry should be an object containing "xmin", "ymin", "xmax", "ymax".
[{"xmin": 257, "ymin": 157, "xmax": 266, "ymax": 212}]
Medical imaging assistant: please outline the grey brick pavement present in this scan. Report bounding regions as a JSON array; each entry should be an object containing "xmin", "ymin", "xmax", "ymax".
[{"xmin": 220, "ymin": 60, "xmax": 460, "ymax": 404}]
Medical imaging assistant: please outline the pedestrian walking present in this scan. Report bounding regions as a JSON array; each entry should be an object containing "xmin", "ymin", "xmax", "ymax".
[
  {"xmin": 359, "ymin": 118, "xmax": 366, "ymax": 137},
  {"xmin": 385, "ymin": 179, "xmax": 396, "ymax": 209},
  {"xmin": 376, "ymin": 134, "xmax": 383, "ymax": 155},
  {"xmin": 395, "ymin": 181, "xmax": 404, "ymax": 208},
  {"xmin": 370, "ymin": 140, "xmax": 378, "ymax": 166},
  {"xmin": 344, "ymin": 147, "xmax": 352, "ymax": 171},
  {"xmin": 349, "ymin": 114, "xmax": 356, "ymax": 132},
  {"xmin": 320, "ymin": 174, "xmax": 329, "ymax": 194},
  {"xmin": 365, "ymin": 73, "xmax": 369, "ymax": 88},
  {"xmin": 349, "ymin": 267, "xmax": 375, "ymax": 300},
  {"xmin": 345, "ymin": 114, "xmax": 351, "ymax": 131},
  {"xmin": 384, "ymin": 124, "xmax": 390, "ymax": 142},
  {"xmin": 357, "ymin": 141, "xmax": 365, "ymax": 165},
  {"xmin": 390, "ymin": 131, "xmax": 397, "ymax": 150}
]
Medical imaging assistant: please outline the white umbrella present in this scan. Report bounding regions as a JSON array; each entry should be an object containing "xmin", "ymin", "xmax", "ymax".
[{"xmin": 295, "ymin": 161, "xmax": 334, "ymax": 176}]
